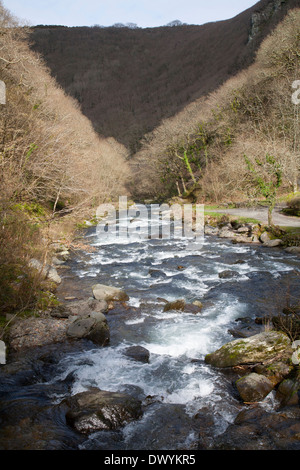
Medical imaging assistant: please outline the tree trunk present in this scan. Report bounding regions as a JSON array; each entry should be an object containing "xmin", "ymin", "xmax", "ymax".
[
  {"xmin": 180, "ymin": 175, "xmax": 187, "ymax": 193},
  {"xmin": 183, "ymin": 151, "xmax": 197, "ymax": 184},
  {"xmin": 268, "ymin": 204, "xmax": 274, "ymax": 226}
]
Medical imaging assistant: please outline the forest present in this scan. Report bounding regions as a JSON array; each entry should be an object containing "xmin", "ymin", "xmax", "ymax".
[{"xmin": 0, "ymin": 1, "xmax": 129, "ymax": 314}]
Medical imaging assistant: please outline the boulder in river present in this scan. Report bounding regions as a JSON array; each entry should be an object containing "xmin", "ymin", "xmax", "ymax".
[
  {"xmin": 218, "ymin": 270, "xmax": 239, "ymax": 279},
  {"xmin": 64, "ymin": 387, "xmax": 143, "ymax": 434},
  {"xmin": 66, "ymin": 311, "xmax": 110, "ymax": 346},
  {"xmin": 92, "ymin": 284, "xmax": 129, "ymax": 302},
  {"xmin": 263, "ymin": 239, "xmax": 284, "ymax": 248},
  {"xmin": 124, "ymin": 345, "xmax": 150, "ymax": 363},
  {"xmin": 163, "ymin": 299, "xmax": 186, "ymax": 312},
  {"xmin": 285, "ymin": 246, "xmax": 300, "ymax": 254},
  {"xmin": 67, "ymin": 298, "xmax": 108, "ymax": 316},
  {"xmin": 207, "ymin": 405, "xmax": 300, "ymax": 450},
  {"xmin": 275, "ymin": 370, "xmax": 300, "ymax": 408},
  {"xmin": 235, "ymin": 372, "xmax": 274, "ymax": 403},
  {"xmin": 205, "ymin": 331, "xmax": 292, "ymax": 368},
  {"xmin": 163, "ymin": 299, "xmax": 203, "ymax": 314}
]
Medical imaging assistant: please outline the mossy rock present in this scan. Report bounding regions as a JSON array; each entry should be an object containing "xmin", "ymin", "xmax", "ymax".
[{"xmin": 205, "ymin": 331, "xmax": 292, "ymax": 368}]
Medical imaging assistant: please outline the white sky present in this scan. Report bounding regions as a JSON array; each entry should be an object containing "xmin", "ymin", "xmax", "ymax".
[{"xmin": 5, "ymin": 0, "xmax": 260, "ymax": 28}]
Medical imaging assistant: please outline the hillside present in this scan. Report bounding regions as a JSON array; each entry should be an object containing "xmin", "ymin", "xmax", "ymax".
[
  {"xmin": 30, "ymin": 0, "xmax": 299, "ymax": 153},
  {"xmin": 130, "ymin": 7, "xmax": 300, "ymax": 202},
  {"xmin": 0, "ymin": 2, "xmax": 129, "ymax": 315}
]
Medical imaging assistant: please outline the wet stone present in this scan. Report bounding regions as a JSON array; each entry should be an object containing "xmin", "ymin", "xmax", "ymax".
[
  {"xmin": 124, "ymin": 345, "xmax": 150, "ymax": 363},
  {"xmin": 64, "ymin": 388, "xmax": 143, "ymax": 434}
]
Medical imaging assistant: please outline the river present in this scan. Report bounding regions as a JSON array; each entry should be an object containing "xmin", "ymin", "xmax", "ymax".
[{"xmin": 0, "ymin": 208, "xmax": 300, "ymax": 450}]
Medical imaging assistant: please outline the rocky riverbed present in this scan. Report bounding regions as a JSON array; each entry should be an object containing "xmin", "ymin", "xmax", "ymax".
[{"xmin": 0, "ymin": 216, "xmax": 300, "ymax": 450}]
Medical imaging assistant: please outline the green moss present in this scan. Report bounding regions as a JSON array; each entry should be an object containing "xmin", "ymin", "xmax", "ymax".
[{"xmin": 12, "ymin": 202, "xmax": 46, "ymax": 218}]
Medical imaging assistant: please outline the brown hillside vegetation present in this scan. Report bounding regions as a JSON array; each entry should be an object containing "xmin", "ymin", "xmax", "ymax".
[
  {"xmin": 130, "ymin": 8, "xmax": 300, "ymax": 203},
  {"xmin": 0, "ymin": 2, "xmax": 129, "ymax": 315},
  {"xmin": 30, "ymin": 0, "xmax": 299, "ymax": 153}
]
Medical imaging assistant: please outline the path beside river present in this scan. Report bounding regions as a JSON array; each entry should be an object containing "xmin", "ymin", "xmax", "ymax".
[{"xmin": 210, "ymin": 204, "xmax": 300, "ymax": 228}]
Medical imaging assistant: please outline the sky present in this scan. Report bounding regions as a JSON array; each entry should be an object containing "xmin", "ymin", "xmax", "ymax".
[{"xmin": 5, "ymin": 0, "xmax": 260, "ymax": 28}]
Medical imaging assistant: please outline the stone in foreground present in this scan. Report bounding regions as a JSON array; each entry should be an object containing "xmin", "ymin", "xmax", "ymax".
[
  {"xmin": 65, "ymin": 388, "xmax": 143, "ymax": 434},
  {"xmin": 67, "ymin": 311, "xmax": 110, "ymax": 346}
]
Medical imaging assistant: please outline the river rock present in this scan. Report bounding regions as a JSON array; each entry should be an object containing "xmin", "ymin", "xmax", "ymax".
[
  {"xmin": 235, "ymin": 373, "xmax": 274, "ymax": 403},
  {"xmin": 218, "ymin": 227, "xmax": 236, "ymax": 239},
  {"xmin": 163, "ymin": 300, "xmax": 186, "ymax": 312},
  {"xmin": 204, "ymin": 331, "xmax": 291, "ymax": 368},
  {"xmin": 64, "ymin": 387, "xmax": 143, "ymax": 434},
  {"xmin": 8, "ymin": 318, "xmax": 71, "ymax": 351},
  {"xmin": 232, "ymin": 235, "xmax": 253, "ymax": 244},
  {"xmin": 50, "ymin": 299, "xmax": 108, "ymax": 319},
  {"xmin": 66, "ymin": 312, "xmax": 110, "ymax": 346},
  {"xmin": 204, "ymin": 225, "xmax": 219, "ymax": 236},
  {"xmin": 149, "ymin": 269, "xmax": 167, "ymax": 279},
  {"xmin": 263, "ymin": 239, "xmax": 283, "ymax": 247},
  {"xmin": 218, "ymin": 270, "xmax": 239, "ymax": 279},
  {"xmin": 285, "ymin": 246, "xmax": 300, "ymax": 254},
  {"xmin": 124, "ymin": 345, "xmax": 150, "ymax": 363},
  {"xmin": 65, "ymin": 298, "xmax": 108, "ymax": 317},
  {"xmin": 92, "ymin": 284, "xmax": 129, "ymax": 302},
  {"xmin": 253, "ymin": 361, "xmax": 293, "ymax": 386},
  {"xmin": 163, "ymin": 299, "xmax": 203, "ymax": 314},
  {"xmin": 29, "ymin": 258, "xmax": 61, "ymax": 284},
  {"xmin": 237, "ymin": 225, "xmax": 251, "ymax": 233},
  {"xmin": 260, "ymin": 231, "xmax": 271, "ymax": 243},
  {"xmin": 209, "ymin": 405, "xmax": 300, "ymax": 450},
  {"xmin": 275, "ymin": 370, "xmax": 300, "ymax": 407}
]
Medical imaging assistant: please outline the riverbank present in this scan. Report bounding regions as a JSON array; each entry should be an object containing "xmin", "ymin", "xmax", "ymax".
[{"xmin": 207, "ymin": 203, "xmax": 300, "ymax": 228}]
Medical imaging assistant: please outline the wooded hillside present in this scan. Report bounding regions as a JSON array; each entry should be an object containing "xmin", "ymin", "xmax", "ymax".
[
  {"xmin": 0, "ymin": 1, "xmax": 129, "ymax": 314},
  {"xmin": 129, "ymin": 8, "xmax": 300, "ymax": 203},
  {"xmin": 30, "ymin": 0, "xmax": 299, "ymax": 153}
]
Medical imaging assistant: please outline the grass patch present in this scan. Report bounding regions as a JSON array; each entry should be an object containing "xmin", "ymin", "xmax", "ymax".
[
  {"xmin": 280, "ymin": 226, "xmax": 300, "ymax": 234},
  {"xmin": 235, "ymin": 216, "xmax": 261, "ymax": 225},
  {"xmin": 204, "ymin": 211, "xmax": 225, "ymax": 218},
  {"xmin": 204, "ymin": 210, "xmax": 260, "ymax": 226}
]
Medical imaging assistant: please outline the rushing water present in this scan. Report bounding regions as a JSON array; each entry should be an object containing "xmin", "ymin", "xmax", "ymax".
[{"xmin": 1, "ymin": 210, "xmax": 300, "ymax": 450}]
